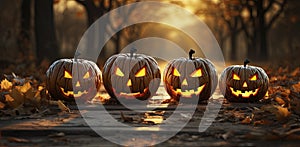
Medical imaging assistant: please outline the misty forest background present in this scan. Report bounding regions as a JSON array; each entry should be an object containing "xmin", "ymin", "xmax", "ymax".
[{"xmin": 0, "ymin": 0, "xmax": 299, "ymax": 76}]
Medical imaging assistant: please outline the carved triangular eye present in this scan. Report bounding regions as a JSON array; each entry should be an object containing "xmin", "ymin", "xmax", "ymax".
[
  {"xmin": 64, "ymin": 71, "xmax": 72, "ymax": 79},
  {"xmin": 135, "ymin": 67, "xmax": 146, "ymax": 77},
  {"xmin": 83, "ymin": 72, "xmax": 90, "ymax": 79},
  {"xmin": 250, "ymin": 74, "xmax": 258, "ymax": 81},
  {"xmin": 190, "ymin": 68, "xmax": 202, "ymax": 77},
  {"xmin": 115, "ymin": 67, "xmax": 124, "ymax": 77},
  {"xmin": 233, "ymin": 73, "xmax": 240, "ymax": 80},
  {"xmin": 173, "ymin": 68, "xmax": 181, "ymax": 76}
]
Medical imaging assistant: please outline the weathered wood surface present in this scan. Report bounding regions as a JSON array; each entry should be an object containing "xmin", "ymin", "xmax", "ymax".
[{"xmin": 1, "ymin": 87, "xmax": 300, "ymax": 146}]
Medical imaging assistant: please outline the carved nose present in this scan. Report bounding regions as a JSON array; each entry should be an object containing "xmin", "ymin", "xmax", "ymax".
[
  {"xmin": 243, "ymin": 82, "xmax": 248, "ymax": 88},
  {"xmin": 127, "ymin": 79, "xmax": 132, "ymax": 87},
  {"xmin": 76, "ymin": 81, "xmax": 81, "ymax": 87},
  {"xmin": 182, "ymin": 78, "xmax": 188, "ymax": 86}
]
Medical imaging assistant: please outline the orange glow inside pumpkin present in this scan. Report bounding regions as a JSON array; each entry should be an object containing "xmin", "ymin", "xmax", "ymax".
[
  {"xmin": 83, "ymin": 72, "xmax": 90, "ymax": 79},
  {"xmin": 115, "ymin": 67, "xmax": 124, "ymax": 77},
  {"xmin": 61, "ymin": 70, "xmax": 92, "ymax": 98},
  {"xmin": 190, "ymin": 68, "xmax": 202, "ymax": 77},
  {"xmin": 169, "ymin": 68, "xmax": 206, "ymax": 98},
  {"xmin": 173, "ymin": 68, "xmax": 181, "ymax": 76},
  {"xmin": 135, "ymin": 67, "xmax": 146, "ymax": 77},
  {"xmin": 64, "ymin": 71, "xmax": 72, "ymax": 78},
  {"xmin": 233, "ymin": 73, "xmax": 240, "ymax": 80},
  {"xmin": 250, "ymin": 74, "xmax": 258, "ymax": 81},
  {"xmin": 230, "ymin": 72, "xmax": 260, "ymax": 98}
]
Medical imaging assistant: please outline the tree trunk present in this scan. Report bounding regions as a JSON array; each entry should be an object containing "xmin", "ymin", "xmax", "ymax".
[
  {"xmin": 34, "ymin": 0, "xmax": 59, "ymax": 62},
  {"xmin": 230, "ymin": 29, "xmax": 237, "ymax": 61},
  {"xmin": 229, "ymin": 17, "xmax": 239, "ymax": 61},
  {"xmin": 257, "ymin": 0, "xmax": 268, "ymax": 61},
  {"xmin": 18, "ymin": 0, "xmax": 31, "ymax": 58}
]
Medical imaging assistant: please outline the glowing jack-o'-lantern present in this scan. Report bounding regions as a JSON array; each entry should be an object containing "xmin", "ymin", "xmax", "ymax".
[
  {"xmin": 163, "ymin": 49, "xmax": 218, "ymax": 103},
  {"xmin": 46, "ymin": 59, "xmax": 101, "ymax": 101},
  {"xmin": 219, "ymin": 59, "xmax": 269, "ymax": 102},
  {"xmin": 103, "ymin": 48, "xmax": 161, "ymax": 101}
]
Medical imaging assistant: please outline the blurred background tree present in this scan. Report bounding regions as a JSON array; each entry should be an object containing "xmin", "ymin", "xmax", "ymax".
[{"xmin": 0, "ymin": 0, "xmax": 299, "ymax": 74}]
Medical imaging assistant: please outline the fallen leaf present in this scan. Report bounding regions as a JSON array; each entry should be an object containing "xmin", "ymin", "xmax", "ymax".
[
  {"xmin": 274, "ymin": 106, "xmax": 290, "ymax": 121},
  {"xmin": 9, "ymin": 88, "xmax": 24, "ymax": 108},
  {"xmin": 24, "ymin": 88, "xmax": 36, "ymax": 100},
  {"xmin": 241, "ymin": 116, "xmax": 252, "ymax": 124},
  {"xmin": 290, "ymin": 97, "xmax": 300, "ymax": 115},
  {"xmin": 57, "ymin": 100, "xmax": 70, "ymax": 112},
  {"xmin": 253, "ymin": 120, "xmax": 272, "ymax": 126},
  {"xmin": 290, "ymin": 67, "xmax": 300, "ymax": 76},
  {"xmin": 7, "ymin": 137, "xmax": 30, "ymax": 143},
  {"xmin": 1, "ymin": 79, "xmax": 12, "ymax": 90},
  {"xmin": 291, "ymin": 82, "xmax": 300, "ymax": 93},
  {"xmin": 220, "ymin": 131, "xmax": 234, "ymax": 140},
  {"xmin": 120, "ymin": 111, "xmax": 134, "ymax": 122},
  {"xmin": 0, "ymin": 101, "xmax": 5, "ymax": 109},
  {"xmin": 15, "ymin": 82, "xmax": 31, "ymax": 93},
  {"xmin": 275, "ymin": 97, "xmax": 286, "ymax": 106},
  {"xmin": 5, "ymin": 94, "xmax": 14, "ymax": 102},
  {"xmin": 261, "ymin": 105, "xmax": 290, "ymax": 121}
]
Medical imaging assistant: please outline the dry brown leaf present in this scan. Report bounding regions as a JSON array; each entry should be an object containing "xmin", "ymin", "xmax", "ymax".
[
  {"xmin": 275, "ymin": 97, "xmax": 286, "ymax": 105},
  {"xmin": 291, "ymin": 82, "xmax": 300, "ymax": 93},
  {"xmin": 291, "ymin": 67, "xmax": 300, "ymax": 76},
  {"xmin": 57, "ymin": 100, "xmax": 70, "ymax": 112},
  {"xmin": 253, "ymin": 120, "xmax": 272, "ymax": 126},
  {"xmin": 34, "ymin": 91, "xmax": 41, "ymax": 103},
  {"xmin": 120, "ymin": 111, "xmax": 134, "ymax": 122},
  {"xmin": 7, "ymin": 137, "xmax": 30, "ymax": 143},
  {"xmin": 290, "ymin": 98, "xmax": 300, "ymax": 115},
  {"xmin": 260, "ymin": 105, "xmax": 290, "ymax": 121},
  {"xmin": 15, "ymin": 82, "xmax": 31, "ymax": 93},
  {"xmin": 1, "ymin": 78, "xmax": 12, "ymax": 90},
  {"xmin": 5, "ymin": 94, "xmax": 14, "ymax": 102},
  {"xmin": 0, "ymin": 101, "xmax": 5, "ymax": 109},
  {"xmin": 9, "ymin": 88, "xmax": 24, "ymax": 108},
  {"xmin": 274, "ymin": 106, "xmax": 290, "ymax": 121},
  {"xmin": 24, "ymin": 88, "xmax": 36, "ymax": 100},
  {"xmin": 241, "ymin": 116, "xmax": 252, "ymax": 124}
]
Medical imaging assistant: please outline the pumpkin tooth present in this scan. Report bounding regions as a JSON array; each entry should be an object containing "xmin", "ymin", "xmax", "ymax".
[{"xmin": 230, "ymin": 87, "xmax": 260, "ymax": 98}]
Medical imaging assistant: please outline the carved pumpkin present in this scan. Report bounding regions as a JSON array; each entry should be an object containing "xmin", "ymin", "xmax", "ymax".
[
  {"xmin": 103, "ymin": 48, "xmax": 161, "ymax": 101},
  {"xmin": 46, "ymin": 58, "xmax": 102, "ymax": 101},
  {"xmin": 163, "ymin": 49, "xmax": 218, "ymax": 103},
  {"xmin": 219, "ymin": 59, "xmax": 269, "ymax": 102}
]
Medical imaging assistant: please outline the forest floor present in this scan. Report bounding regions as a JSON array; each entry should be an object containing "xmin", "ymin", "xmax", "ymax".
[{"xmin": 1, "ymin": 63, "xmax": 300, "ymax": 146}]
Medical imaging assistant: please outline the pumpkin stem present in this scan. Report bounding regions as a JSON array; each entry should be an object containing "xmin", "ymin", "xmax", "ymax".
[
  {"xmin": 244, "ymin": 59, "xmax": 250, "ymax": 67},
  {"xmin": 189, "ymin": 49, "xmax": 195, "ymax": 60},
  {"xmin": 130, "ymin": 47, "xmax": 137, "ymax": 58},
  {"xmin": 74, "ymin": 51, "xmax": 81, "ymax": 61}
]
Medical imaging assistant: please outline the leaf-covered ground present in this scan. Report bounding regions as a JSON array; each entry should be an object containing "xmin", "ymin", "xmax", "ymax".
[{"xmin": 1, "ymin": 64, "xmax": 300, "ymax": 146}]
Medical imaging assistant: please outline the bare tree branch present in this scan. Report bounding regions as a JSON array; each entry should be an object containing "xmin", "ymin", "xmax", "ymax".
[{"xmin": 266, "ymin": 0, "xmax": 287, "ymax": 29}]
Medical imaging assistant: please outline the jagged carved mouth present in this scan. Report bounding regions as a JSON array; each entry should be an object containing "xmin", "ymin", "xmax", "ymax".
[
  {"xmin": 171, "ymin": 84, "xmax": 206, "ymax": 97},
  {"xmin": 113, "ymin": 88, "xmax": 149, "ymax": 99},
  {"xmin": 229, "ymin": 87, "xmax": 259, "ymax": 98},
  {"xmin": 60, "ymin": 87, "xmax": 88, "ymax": 97}
]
